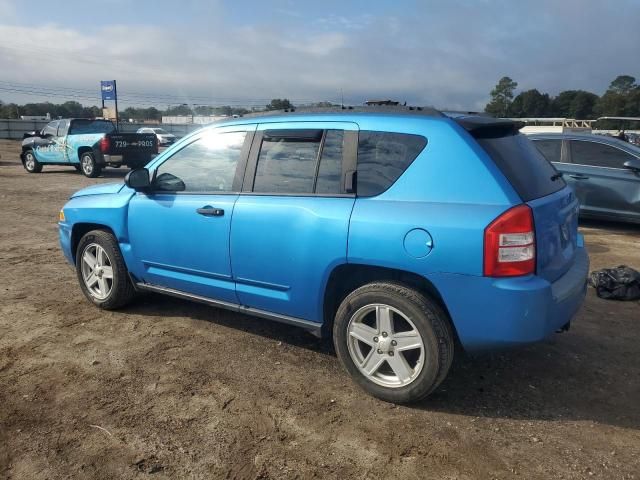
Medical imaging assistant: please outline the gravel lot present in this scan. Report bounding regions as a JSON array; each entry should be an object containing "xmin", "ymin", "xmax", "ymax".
[{"xmin": 1, "ymin": 138, "xmax": 639, "ymax": 479}]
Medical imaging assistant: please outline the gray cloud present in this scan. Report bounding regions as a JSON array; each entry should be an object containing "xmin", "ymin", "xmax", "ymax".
[{"xmin": 0, "ymin": 0, "xmax": 638, "ymax": 110}]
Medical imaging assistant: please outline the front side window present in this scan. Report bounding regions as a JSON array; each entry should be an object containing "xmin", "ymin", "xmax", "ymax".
[
  {"xmin": 570, "ymin": 140, "xmax": 636, "ymax": 168},
  {"xmin": 357, "ymin": 131, "xmax": 427, "ymax": 197},
  {"xmin": 253, "ymin": 130, "xmax": 322, "ymax": 194},
  {"xmin": 533, "ymin": 139, "xmax": 562, "ymax": 163},
  {"xmin": 42, "ymin": 121, "xmax": 59, "ymax": 137},
  {"xmin": 154, "ymin": 130, "xmax": 247, "ymax": 192}
]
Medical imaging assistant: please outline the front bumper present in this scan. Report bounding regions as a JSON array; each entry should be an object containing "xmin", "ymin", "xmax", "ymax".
[{"xmin": 427, "ymin": 243, "xmax": 589, "ymax": 352}]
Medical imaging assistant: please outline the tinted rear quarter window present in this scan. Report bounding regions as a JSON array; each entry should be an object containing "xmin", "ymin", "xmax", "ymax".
[
  {"xmin": 477, "ymin": 133, "xmax": 565, "ymax": 202},
  {"xmin": 357, "ymin": 131, "xmax": 427, "ymax": 196}
]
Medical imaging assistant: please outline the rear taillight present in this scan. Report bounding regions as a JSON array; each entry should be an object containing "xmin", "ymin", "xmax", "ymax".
[
  {"xmin": 99, "ymin": 136, "xmax": 110, "ymax": 153},
  {"xmin": 484, "ymin": 204, "xmax": 535, "ymax": 277}
]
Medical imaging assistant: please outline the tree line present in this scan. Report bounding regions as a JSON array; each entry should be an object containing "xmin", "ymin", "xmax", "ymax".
[
  {"xmin": 0, "ymin": 98, "xmax": 298, "ymax": 121},
  {"xmin": 485, "ymin": 75, "xmax": 640, "ymax": 120}
]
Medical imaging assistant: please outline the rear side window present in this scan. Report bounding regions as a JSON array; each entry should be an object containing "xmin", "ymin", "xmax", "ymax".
[
  {"xmin": 69, "ymin": 120, "xmax": 115, "ymax": 135},
  {"xmin": 253, "ymin": 130, "xmax": 322, "ymax": 194},
  {"xmin": 315, "ymin": 130, "xmax": 344, "ymax": 194},
  {"xmin": 570, "ymin": 140, "xmax": 636, "ymax": 168},
  {"xmin": 357, "ymin": 131, "xmax": 427, "ymax": 197},
  {"xmin": 477, "ymin": 133, "xmax": 565, "ymax": 202},
  {"xmin": 533, "ymin": 139, "xmax": 562, "ymax": 163}
]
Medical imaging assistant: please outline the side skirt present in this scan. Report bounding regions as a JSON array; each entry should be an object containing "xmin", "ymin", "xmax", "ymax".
[{"xmin": 135, "ymin": 282, "xmax": 323, "ymax": 338}]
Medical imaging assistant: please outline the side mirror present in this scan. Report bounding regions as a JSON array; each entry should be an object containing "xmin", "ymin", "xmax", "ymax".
[
  {"xmin": 623, "ymin": 159, "xmax": 640, "ymax": 173},
  {"xmin": 125, "ymin": 168, "xmax": 151, "ymax": 191}
]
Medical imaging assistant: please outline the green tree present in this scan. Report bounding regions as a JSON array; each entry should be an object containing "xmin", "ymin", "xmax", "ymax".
[
  {"xmin": 485, "ymin": 77, "xmax": 518, "ymax": 117},
  {"xmin": 509, "ymin": 89, "xmax": 551, "ymax": 117},
  {"xmin": 608, "ymin": 75, "xmax": 637, "ymax": 95},
  {"xmin": 266, "ymin": 98, "xmax": 293, "ymax": 111},
  {"xmin": 551, "ymin": 90, "xmax": 598, "ymax": 118}
]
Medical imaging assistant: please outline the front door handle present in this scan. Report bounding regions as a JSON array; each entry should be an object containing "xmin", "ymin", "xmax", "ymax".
[
  {"xmin": 196, "ymin": 206, "xmax": 225, "ymax": 217},
  {"xmin": 569, "ymin": 174, "xmax": 589, "ymax": 180}
]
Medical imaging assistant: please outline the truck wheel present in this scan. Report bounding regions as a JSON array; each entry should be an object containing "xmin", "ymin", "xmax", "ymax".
[
  {"xmin": 333, "ymin": 282, "xmax": 454, "ymax": 404},
  {"xmin": 80, "ymin": 152, "xmax": 102, "ymax": 178},
  {"xmin": 76, "ymin": 230, "xmax": 136, "ymax": 309},
  {"xmin": 23, "ymin": 150, "xmax": 42, "ymax": 173}
]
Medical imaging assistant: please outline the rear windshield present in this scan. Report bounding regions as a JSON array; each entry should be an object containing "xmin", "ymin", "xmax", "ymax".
[
  {"xmin": 69, "ymin": 120, "xmax": 115, "ymax": 135},
  {"xmin": 477, "ymin": 133, "xmax": 565, "ymax": 201}
]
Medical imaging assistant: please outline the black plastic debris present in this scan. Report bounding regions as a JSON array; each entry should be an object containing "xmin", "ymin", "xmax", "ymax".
[{"xmin": 589, "ymin": 266, "xmax": 640, "ymax": 301}]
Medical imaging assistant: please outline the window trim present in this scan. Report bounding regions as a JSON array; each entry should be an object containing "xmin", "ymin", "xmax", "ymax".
[
  {"xmin": 567, "ymin": 139, "xmax": 639, "ymax": 170},
  {"xmin": 242, "ymin": 125, "xmax": 358, "ymax": 197},
  {"xmin": 148, "ymin": 127, "xmax": 254, "ymax": 195}
]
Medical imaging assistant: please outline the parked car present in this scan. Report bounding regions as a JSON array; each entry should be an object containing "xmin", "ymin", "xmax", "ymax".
[
  {"xmin": 529, "ymin": 133, "xmax": 640, "ymax": 224},
  {"xmin": 58, "ymin": 108, "xmax": 588, "ymax": 403},
  {"xmin": 21, "ymin": 119, "xmax": 158, "ymax": 177},
  {"xmin": 137, "ymin": 127, "xmax": 177, "ymax": 146}
]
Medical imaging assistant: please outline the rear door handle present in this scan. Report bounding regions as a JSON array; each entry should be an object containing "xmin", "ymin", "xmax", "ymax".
[
  {"xmin": 196, "ymin": 206, "xmax": 225, "ymax": 217},
  {"xmin": 569, "ymin": 174, "xmax": 589, "ymax": 180}
]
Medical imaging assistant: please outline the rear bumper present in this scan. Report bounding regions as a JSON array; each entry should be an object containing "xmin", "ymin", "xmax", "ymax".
[
  {"xmin": 427, "ymin": 242, "xmax": 589, "ymax": 352},
  {"xmin": 103, "ymin": 154, "xmax": 123, "ymax": 164}
]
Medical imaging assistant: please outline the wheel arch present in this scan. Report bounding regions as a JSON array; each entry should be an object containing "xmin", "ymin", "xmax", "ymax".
[
  {"xmin": 71, "ymin": 223, "xmax": 117, "ymax": 262},
  {"xmin": 322, "ymin": 263, "xmax": 459, "ymax": 343},
  {"xmin": 77, "ymin": 146, "xmax": 93, "ymax": 162}
]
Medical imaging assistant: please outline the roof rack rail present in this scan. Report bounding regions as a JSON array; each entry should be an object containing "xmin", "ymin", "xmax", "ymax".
[{"xmin": 238, "ymin": 105, "xmax": 444, "ymax": 118}]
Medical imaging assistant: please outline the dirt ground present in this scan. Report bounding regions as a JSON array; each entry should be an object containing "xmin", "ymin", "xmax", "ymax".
[{"xmin": 0, "ymin": 138, "xmax": 639, "ymax": 480}]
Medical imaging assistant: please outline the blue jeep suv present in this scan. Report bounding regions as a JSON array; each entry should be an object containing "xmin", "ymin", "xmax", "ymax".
[{"xmin": 58, "ymin": 107, "xmax": 589, "ymax": 403}]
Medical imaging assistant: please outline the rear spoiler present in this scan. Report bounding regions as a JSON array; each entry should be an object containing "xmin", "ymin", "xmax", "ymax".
[{"xmin": 454, "ymin": 116, "xmax": 524, "ymax": 138}]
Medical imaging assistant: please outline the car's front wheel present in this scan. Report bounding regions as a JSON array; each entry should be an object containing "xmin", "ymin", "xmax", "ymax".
[
  {"xmin": 80, "ymin": 152, "xmax": 102, "ymax": 178},
  {"xmin": 76, "ymin": 230, "xmax": 135, "ymax": 309},
  {"xmin": 23, "ymin": 150, "xmax": 42, "ymax": 173},
  {"xmin": 333, "ymin": 282, "xmax": 454, "ymax": 403}
]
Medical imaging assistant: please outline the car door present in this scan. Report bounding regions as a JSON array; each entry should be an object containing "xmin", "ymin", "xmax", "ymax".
[
  {"xmin": 230, "ymin": 121, "xmax": 358, "ymax": 322},
  {"xmin": 567, "ymin": 139, "xmax": 640, "ymax": 221},
  {"xmin": 56, "ymin": 119, "xmax": 71, "ymax": 162},
  {"xmin": 33, "ymin": 120, "xmax": 65, "ymax": 163},
  {"xmin": 126, "ymin": 124, "xmax": 255, "ymax": 303}
]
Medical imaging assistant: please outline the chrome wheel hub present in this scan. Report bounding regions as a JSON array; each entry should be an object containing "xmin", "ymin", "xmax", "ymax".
[
  {"xmin": 82, "ymin": 156, "xmax": 93, "ymax": 175},
  {"xmin": 80, "ymin": 243, "xmax": 113, "ymax": 300},
  {"xmin": 25, "ymin": 153, "xmax": 35, "ymax": 170},
  {"xmin": 347, "ymin": 304, "xmax": 425, "ymax": 388}
]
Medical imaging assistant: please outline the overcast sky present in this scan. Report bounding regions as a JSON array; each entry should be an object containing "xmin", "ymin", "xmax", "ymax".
[{"xmin": 0, "ymin": 0, "xmax": 639, "ymax": 110}]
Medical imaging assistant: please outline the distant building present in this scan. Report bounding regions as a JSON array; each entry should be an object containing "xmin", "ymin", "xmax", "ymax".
[{"xmin": 162, "ymin": 115, "xmax": 228, "ymax": 125}]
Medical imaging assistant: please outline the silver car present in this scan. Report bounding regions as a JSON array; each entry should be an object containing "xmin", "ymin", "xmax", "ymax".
[
  {"xmin": 529, "ymin": 133, "xmax": 640, "ymax": 223},
  {"xmin": 136, "ymin": 127, "xmax": 177, "ymax": 147}
]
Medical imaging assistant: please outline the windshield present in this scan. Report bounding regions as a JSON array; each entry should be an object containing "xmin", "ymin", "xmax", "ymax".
[
  {"xmin": 69, "ymin": 120, "xmax": 115, "ymax": 135},
  {"xmin": 153, "ymin": 128, "xmax": 170, "ymax": 134}
]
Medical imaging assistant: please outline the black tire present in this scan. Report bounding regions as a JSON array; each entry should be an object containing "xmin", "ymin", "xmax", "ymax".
[
  {"xmin": 75, "ymin": 230, "xmax": 136, "ymax": 309},
  {"xmin": 333, "ymin": 282, "xmax": 454, "ymax": 404},
  {"xmin": 22, "ymin": 150, "xmax": 42, "ymax": 173},
  {"xmin": 79, "ymin": 152, "xmax": 102, "ymax": 178},
  {"xmin": 73, "ymin": 165, "xmax": 81, "ymax": 172}
]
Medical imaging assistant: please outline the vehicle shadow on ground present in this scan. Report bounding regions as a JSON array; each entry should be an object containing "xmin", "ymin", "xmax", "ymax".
[{"xmin": 127, "ymin": 292, "xmax": 639, "ymax": 430}]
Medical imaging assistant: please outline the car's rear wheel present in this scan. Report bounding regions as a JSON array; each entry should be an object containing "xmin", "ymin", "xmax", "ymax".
[
  {"xmin": 80, "ymin": 152, "xmax": 101, "ymax": 178},
  {"xmin": 76, "ymin": 230, "xmax": 135, "ymax": 309},
  {"xmin": 333, "ymin": 282, "xmax": 454, "ymax": 403},
  {"xmin": 23, "ymin": 150, "xmax": 42, "ymax": 173}
]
